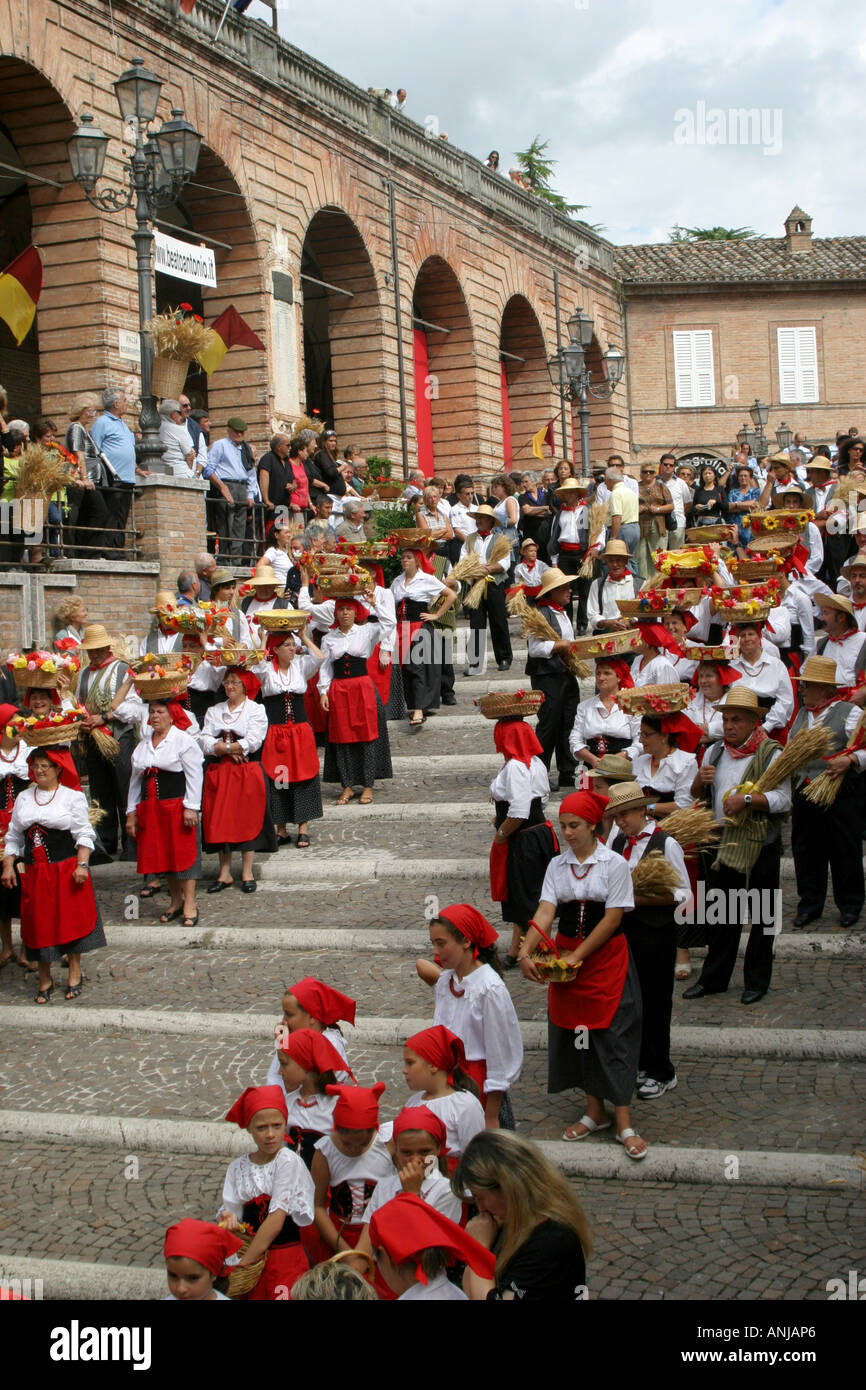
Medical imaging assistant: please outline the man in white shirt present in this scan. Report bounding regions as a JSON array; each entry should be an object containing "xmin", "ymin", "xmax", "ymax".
[
  {"xmin": 388, "ymin": 87, "xmax": 407, "ymax": 112},
  {"xmin": 839, "ymin": 555, "xmax": 866, "ymax": 629},
  {"xmin": 449, "ymin": 479, "xmax": 478, "ymax": 546},
  {"xmin": 658, "ymin": 453, "xmax": 690, "ymax": 550},
  {"xmin": 587, "ymin": 539, "xmax": 640, "ymax": 630},
  {"xmin": 814, "ymin": 593, "xmax": 866, "ymax": 698},
  {"xmin": 158, "ymin": 400, "xmax": 196, "ymax": 477}
]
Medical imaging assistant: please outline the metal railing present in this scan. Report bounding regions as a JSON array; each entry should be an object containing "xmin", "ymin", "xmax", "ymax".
[{"xmin": 0, "ymin": 485, "xmax": 142, "ymax": 566}]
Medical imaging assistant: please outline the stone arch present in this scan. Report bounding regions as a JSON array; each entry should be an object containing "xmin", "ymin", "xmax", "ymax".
[
  {"xmin": 412, "ymin": 255, "xmax": 478, "ymax": 480},
  {"xmin": 499, "ymin": 295, "xmax": 550, "ymax": 468},
  {"xmin": 299, "ymin": 206, "xmax": 384, "ymax": 451}
]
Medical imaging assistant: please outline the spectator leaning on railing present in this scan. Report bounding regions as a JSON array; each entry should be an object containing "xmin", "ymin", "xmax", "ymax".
[
  {"xmin": 158, "ymin": 400, "xmax": 198, "ymax": 478},
  {"xmin": 90, "ymin": 388, "xmax": 140, "ymax": 559},
  {"xmin": 202, "ymin": 416, "xmax": 258, "ymax": 564}
]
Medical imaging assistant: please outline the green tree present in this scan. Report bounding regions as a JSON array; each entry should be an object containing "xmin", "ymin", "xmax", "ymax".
[
  {"xmin": 669, "ymin": 224, "xmax": 759, "ymax": 241},
  {"xmin": 514, "ymin": 136, "xmax": 586, "ymax": 216}
]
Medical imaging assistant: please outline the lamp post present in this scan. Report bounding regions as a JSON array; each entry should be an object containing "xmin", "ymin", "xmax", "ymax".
[
  {"xmin": 67, "ymin": 59, "xmax": 202, "ymax": 474},
  {"xmin": 547, "ymin": 307, "xmax": 625, "ymax": 474},
  {"xmin": 775, "ymin": 420, "xmax": 794, "ymax": 452},
  {"xmin": 748, "ymin": 398, "xmax": 770, "ymax": 459}
]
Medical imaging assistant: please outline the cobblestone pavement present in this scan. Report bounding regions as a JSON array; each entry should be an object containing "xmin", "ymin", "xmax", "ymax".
[{"xmin": 3, "ymin": 1142, "xmax": 861, "ymax": 1300}]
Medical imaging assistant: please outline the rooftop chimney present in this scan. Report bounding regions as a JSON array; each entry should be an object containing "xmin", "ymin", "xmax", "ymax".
[{"xmin": 784, "ymin": 205, "xmax": 813, "ymax": 254}]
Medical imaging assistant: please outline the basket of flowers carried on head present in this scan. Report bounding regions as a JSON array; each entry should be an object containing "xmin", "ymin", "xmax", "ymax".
[
  {"xmin": 568, "ymin": 628, "xmax": 644, "ymax": 661},
  {"xmin": 730, "ymin": 553, "xmax": 787, "ymax": 581},
  {"xmin": 336, "ymin": 537, "xmax": 394, "ymax": 561},
  {"xmin": 615, "ymin": 683, "xmax": 692, "ymax": 718},
  {"xmin": 475, "ymin": 689, "xmax": 545, "ymax": 720},
  {"xmin": 252, "ymin": 609, "xmax": 309, "ymax": 634},
  {"xmin": 683, "ymin": 524, "xmax": 738, "ymax": 545},
  {"xmin": 312, "ymin": 567, "xmax": 372, "ymax": 599},
  {"xmin": 156, "ymin": 601, "xmax": 231, "ymax": 637},
  {"xmin": 652, "ymin": 545, "xmax": 721, "ymax": 585},
  {"xmin": 132, "ymin": 668, "xmax": 191, "ymax": 702},
  {"xmin": 749, "ymin": 509, "xmax": 814, "ymax": 538},
  {"xmin": 616, "ymin": 588, "xmax": 705, "ymax": 618},
  {"xmin": 8, "ymin": 703, "xmax": 88, "ymax": 747},
  {"xmin": 6, "ymin": 649, "xmax": 80, "ymax": 689}
]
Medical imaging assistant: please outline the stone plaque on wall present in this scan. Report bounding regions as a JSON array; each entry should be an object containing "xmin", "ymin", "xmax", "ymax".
[{"xmin": 270, "ymin": 270, "xmax": 300, "ymax": 420}]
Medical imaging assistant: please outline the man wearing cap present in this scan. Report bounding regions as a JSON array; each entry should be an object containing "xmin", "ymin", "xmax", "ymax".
[
  {"xmin": 78, "ymin": 624, "xmax": 143, "ymax": 859},
  {"xmin": 461, "ymin": 505, "xmax": 513, "ymax": 674},
  {"xmin": 814, "ymin": 593, "xmax": 866, "ymax": 700},
  {"xmin": 838, "ymin": 555, "xmax": 866, "ymax": 630},
  {"xmin": 526, "ymin": 567, "xmax": 580, "ymax": 788},
  {"xmin": 586, "ymin": 540, "xmax": 640, "ymax": 632},
  {"xmin": 686, "ymin": 685, "xmax": 792, "ymax": 1004},
  {"xmin": 203, "ymin": 419, "xmax": 259, "ymax": 563},
  {"xmin": 788, "ymin": 655, "xmax": 866, "ymax": 928}
]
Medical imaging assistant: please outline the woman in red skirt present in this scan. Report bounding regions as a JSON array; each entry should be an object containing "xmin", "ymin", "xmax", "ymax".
[
  {"xmin": 319, "ymin": 593, "xmax": 393, "ymax": 805},
  {"xmin": 0, "ymin": 702, "xmax": 31, "ymax": 970},
  {"xmin": 125, "ymin": 686, "xmax": 204, "ymax": 928},
  {"xmin": 201, "ymin": 666, "xmax": 276, "ymax": 893},
  {"xmin": 252, "ymin": 627, "xmax": 324, "ymax": 847},
  {"xmin": 1, "ymin": 744, "xmax": 104, "ymax": 1004}
]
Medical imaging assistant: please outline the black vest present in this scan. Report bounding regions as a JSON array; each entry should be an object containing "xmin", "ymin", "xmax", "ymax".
[
  {"xmin": 610, "ymin": 825, "xmax": 678, "ymax": 929},
  {"xmin": 526, "ymin": 605, "xmax": 573, "ymax": 679}
]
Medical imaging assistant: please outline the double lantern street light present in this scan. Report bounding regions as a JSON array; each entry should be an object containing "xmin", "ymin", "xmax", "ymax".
[
  {"xmin": 547, "ymin": 307, "xmax": 625, "ymax": 475},
  {"xmin": 66, "ymin": 58, "xmax": 202, "ymax": 473},
  {"xmin": 736, "ymin": 399, "xmax": 796, "ymax": 460}
]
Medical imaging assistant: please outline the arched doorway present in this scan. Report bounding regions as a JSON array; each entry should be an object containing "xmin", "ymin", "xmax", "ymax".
[
  {"xmin": 412, "ymin": 256, "xmax": 478, "ymax": 480},
  {"xmin": 154, "ymin": 145, "xmax": 264, "ymax": 430},
  {"xmin": 300, "ymin": 209, "xmax": 383, "ymax": 451},
  {"xmin": 0, "ymin": 59, "xmax": 84, "ymax": 424},
  {"xmin": 499, "ymin": 295, "xmax": 550, "ymax": 470}
]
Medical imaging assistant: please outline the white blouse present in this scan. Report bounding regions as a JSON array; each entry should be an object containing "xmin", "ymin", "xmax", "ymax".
[
  {"xmin": 298, "ymin": 585, "xmax": 397, "ymax": 655},
  {"xmin": 732, "ymin": 654, "xmax": 795, "ymax": 732},
  {"xmin": 283, "ymin": 1089, "xmax": 337, "ymax": 1138},
  {"xmin": 0, "ymin": 742, "xmax": 32, "ymax": 783},
  {"xmin": 252, "ymin": 652, "xmax": 322, "ymax": 697},
  {"xmin": 390, "ymin": 571, "xmax": 446, "ymax": 607},
  {"xmin": 219, "ymin": 1148, "xmax": 314, "ymax": 1226},
  {"xmin": 127, "ymin": 724, "xmax": 204, "ymax": 812},
  {"xmin": 631, "ymin": 653, "xmax": 680, "ymax": 687},
  {"xmin": 313, "ymin": 1133, "xmax": 395, "ymax": 1222},
  {"xmin": 539, "ymin": 841, "xmax": 634, "ymax": 911},
  {"xmin": 433, "ymin": 964, "xmax": 523, "ymax": 1094},
  {"xmin": 362, "ymin": 1169, "xmax": 462, "ymax": 1225},
  {"xmin": 200, "ymin": 698, "xmax": 268, "ymax": 757},
  {"xmin": 489, "ymin": 757, "xmax": 550, "ymax": 818},
  {"xmin": 629, "ymin": 748, "xmax": 697, "ymax": 807},
  {"xmin": 318, "ymin": 624, "xmax": 380, "ymax": 694},
  {"xmin": 685, "ymin": 690, "xmax": 724, "ymax": 742},
  {"xmin": 402, "ymin": 1089, "xmax": 486, "ymax": 1156},
  {"xmin": 262, "ymin": 546, "xmax": 292, "ymax": 589},
  {"xmin": 569, "ymin": 695, "xmax": 638, "ymax": 756},
  {"xmin": 4, "ymin": 784, "xmax": 95, "ymax": 858}
]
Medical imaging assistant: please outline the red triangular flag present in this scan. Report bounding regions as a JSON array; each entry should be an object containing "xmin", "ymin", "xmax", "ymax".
[{"xmin": 196, "ymin": 305, "xmax": 265, "ymax": 375}]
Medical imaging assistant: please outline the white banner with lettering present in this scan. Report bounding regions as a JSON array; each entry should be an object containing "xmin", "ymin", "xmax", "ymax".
[{"xmin": 153, "ymin": 229, "xmax": 217, "ymax": 288}]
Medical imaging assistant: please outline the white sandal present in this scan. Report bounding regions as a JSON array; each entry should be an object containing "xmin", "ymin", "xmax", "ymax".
[
  {"xmin": 617, "ymin": 1127, "xmax": 648, "ymax": 1160},
  {"xmin": 562, "ymin": 1113, "xmax": 611, "ymax": 1142}
]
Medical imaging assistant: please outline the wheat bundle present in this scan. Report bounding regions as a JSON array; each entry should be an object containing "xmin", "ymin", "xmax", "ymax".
[
  {"xmin": 630, "ymin": 851, "xmax": 683, "ymax": 899},
  {"xmin": 448, "ymin": 544, "xmax": 487, "ymax": 588},
  {"xmin": 291, "ymin": 414, "xmax": 324, "ymax": 437},
  {"xmin": 801, "ymin": 711, "xmax": 866, "ymax": 807},
  {"xmin": 87, "ymin": 799, "xmax": 105, "ymax": 830},
  {"xmin": 753, "ymin": 724, "xmax": 834, "ymax": 795},
  {"xmin": 832, "ymin": 470, "xmax": 866, "ymax": 503},
  {"xmin": 520, "ymin": 607, "xmax": 589, "ymax": 679},
  {"xmin": 90, "ymin": 726, "xmax": 119, "ymax": 761},
  {"xmin": 660, "ymin": 803, "xmax": 723, "ymax": 848},
  {"xmin": 578, "ymin": 501, "xmax": 608, "ymax": 578},
  {"xmin": 507, "ymin": 589, "xmax": 530, "ymax": 619},
  {"xmin": 146, "ymin": 309, "xmax": 212, "ymax": 360},
  {"xmin": 14, "ymin": 443, "xmax": 76, "ymax": 500},
  {"xmin": 462, "ymin": 536, "xmax": 514, "ymax": 610}
]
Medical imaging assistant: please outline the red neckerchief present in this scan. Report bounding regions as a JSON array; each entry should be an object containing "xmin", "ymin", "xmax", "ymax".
[
  {"xmin": 88, "ymin": 653, "xmax": 115, "ymax": 670},
  {"xmin": 853, "ymin": 601, "xmax": 866, "ymax": 610},
  {"xmin": 826, "ymin": 626, "xmax": 859, "ymax": 644},
  {"xmin": 806, "ymin": 694, "xmax": 840, "ymax": 718},
  {"xmin": 623, "ymin": 830, "xmax": 651, "ymax": 861},
  {"xmin": 724, "ymin": 726, "xmax": 768, "ymax": 760},
  {"xmin": 545, "ymin": 602, "xmax": 566, "ymax": 613}
]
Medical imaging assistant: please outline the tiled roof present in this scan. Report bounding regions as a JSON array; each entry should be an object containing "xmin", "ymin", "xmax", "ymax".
[{"xmin": 613, "ymin": 237, "xmax": 866, "ymax": 286}]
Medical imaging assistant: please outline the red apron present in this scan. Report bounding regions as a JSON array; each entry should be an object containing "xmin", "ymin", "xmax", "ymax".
[
  {"xmin": 202, "ymin": 759, "xmax": 267, "ymax": 843},
  {"xmin": 547, "ymin": 931, "xmax": 629, "ymax": 1032},
  {"xmin": 366, "ymin": 644, "xmax": 392, "ymax": 706},
  {"xmin": 135, "ymin": 772, "xmax": 197, "ymax": 876},
  {"xmin": 20, "ymin": 853, "xmax": 97, "ymax": 949},
  {"xmin": 304, "ymin": 672, "xmax": 328, "ymax": 735},
  {"xmin": 246, "ymin": 1243, "xmax": 310, "ymax": 1301},
  {"xmin": 261, "ymin": 723, "xmax": 319, "ymax": 782},
  {"xmin": 489, "ymin": 838, "xmax": 508, "ymax": 902},
  {"xmin": 327, "ymin": 676, "xmax": 378, "ymax": 743}
]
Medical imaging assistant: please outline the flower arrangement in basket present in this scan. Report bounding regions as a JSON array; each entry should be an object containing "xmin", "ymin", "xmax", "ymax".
[
  {"xmin": 569, "ymin": 629, "xmax": 643, "ymax": 661},
  {"xmin": 653, "ymin": 545, "xmax": 718, "ymax": 581},
  {"xmin": 749, "ymin": 510, "xmax": 814, "ymax": 536},
  {"xmin": 254, "ymin": 609, "xmax": 308, "ymax": 633},
  {"xmin": 392, "ymin": 529, "xmax": 435, "ymax": 552},
  {"xmin": 312, "ymin": 568, "xmax": 370, "ymax": 598},
  {"xmin": 730, "ymin": 554, "xmax": 785, "ymax": 580},
  {"xmin": 132, "ymin": 650, "xmax": 200, "ymax": 675},
  {"xmin": 617, "ymin": 588, "xmax": 705, "ymax": 617},
  {"xmin": 202, "ymin": 643, "xmax": 264, "ymax": 667},
  {"xmin": 336, "ymin": 538, "xmax": 394, "ymax": 561},
  {"xmin": 709, "ymin": 579, "xmax": 780, "ymax": 608},
  {"xmin": 475, "ymin": 689, "xmax": 545, "ymax": 720},
  {"xmin": 709, "ymin": 597, "xmax": 772, "ymax": 623},
  {"xmin": 133, "ymin": 668, "xmax": 190, "ymax": 701},
  {"xmin": 146, "ymin": 304, "xmax": 211, "ymax": 400},
  {"xmin": 529, "ymin": 948, "xmax": 580, "ymax": 982},
  {"xmin": 616, "ymin": 683, "xmax": 691, "ymax": 717},
  {"xmin": 157, "ymin": 601, "xmax": 231, "ymax": 635},
  {"xmin": 9, "ymin": 704, "xmax": 87, "ymax": 746},
  {"xmin": 363, "ymin": 456, "xmax": 403, "ymax": 499},
  {"xmin": 7, "ymin": 650, "xmax": 80, "ymax": 687},
  {"xmin": 683, "ymin": 524, "xmax": 738, "ymax": 545},
  {"xmin": 218, "ymin": 1221, "xmax": 266, "ymax": 1300}
]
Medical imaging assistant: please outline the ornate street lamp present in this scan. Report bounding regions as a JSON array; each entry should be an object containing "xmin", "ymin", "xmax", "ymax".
[
  {"xmin": 67, "ymin": 58, "xmax": 202, "ymax": 473},
  {"xmin": 775, "ymin": 421, "xmax": 794, "ymax": 451},
  {"xmin": 547, "ymin": 307, "xmax": 626, "ymax": 474}
]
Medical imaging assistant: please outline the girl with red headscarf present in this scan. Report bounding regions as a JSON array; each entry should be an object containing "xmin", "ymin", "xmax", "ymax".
[
  {"xmin": 0, "ymin": 703, "xmax": 31, "ymax": 970},
  {"xmin": 518, "ymin": 790, "xmax": 647, "ymax": 1159},
  {"xmin": 569, "ymin": 657, "xmax": 639, "ymax": 773},
  {"xmin": 265, "ymin": 976, "xmax": 355, "ymax": 1091},
  {"xmin": 200, "ymin": 665, "xmax": 275, "ymax": 891},
  {"xmin": 126, "ymin": 692, "xmax": 204, "ymax": 930},
  {"xmin": 163, "ymin": 1219, "xmax": 242, "ymax": 1300},
  {"xmin": 318, "ymin": 590, "xmax": 394, "ymax": 805},
  {"xmin": 631, "ymin": 622, "xmax": 681, "ymax": 686},
  {"xmin": 2, "ymin": 745, "xmax": 105, "ymax": 1004},
  {"xmin": 389, "ymin": 542, "xmax": 458, "ymax": 730},
  {"xmin": 416, "ymin": 903, "xmax": 523, "ymax": 1130},
  {"xmin": 488, "ymin": 715, "xmax": 559, "ymax": 968},
  {"xmin": 369, "ymin": 1192, "xmax": 496, "ymax": 1300},
  {"xmin": 252, "ymin": 627, "xmax": 325, "ymax": 848},
  {"xmin": 219, "ymin": 1085, "xmax": 315, "ymax": 1299},
  {"xmin": 275, "ymin": 1027, "xmax": 351, "ymax": 1168},
  {"xmin": 399, "ymin": 1025, "xmax": 485, "ymax": 1158}
]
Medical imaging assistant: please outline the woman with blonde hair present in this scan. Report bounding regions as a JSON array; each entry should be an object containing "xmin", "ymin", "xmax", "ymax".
[
  {"xmin": 65, "ymin": 391, "xmax": 109, "ymax": 557},
  {"xmin": 452, "ymin": 1129, "xmax": 591, "ymax": 1300}
]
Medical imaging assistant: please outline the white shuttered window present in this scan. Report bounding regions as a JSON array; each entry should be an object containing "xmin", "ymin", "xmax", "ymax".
[
  {"xmin": 777, "ymin": 327, "xmax": 819, "ymax": 404},
  {"xmin": 672, "ymin": 330, "xmax": 715, "ymax": 407}
]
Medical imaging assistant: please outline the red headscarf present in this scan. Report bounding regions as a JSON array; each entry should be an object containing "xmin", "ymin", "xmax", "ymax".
[
  {"xmin": 637, "ymin": 621, "xmax": 684, "ymax": 657},
  {"xmin": 0, "ymin": 702, "xmax": 20, "ymax": 733},
  {"xmin": 368, "ymin": 1193, "xmax": 496, "ymax": 1285},
  {"xmin": 596, "ymin": 658, "xmax": 634, "ymax": 689},
  {"xmin": 326, "ymin": 1081, "xmax": 385, "ymax": 1130},
  {"xmin": 227, "ymin": 666, "xmax": 261, "ymax": 700},
  {"xmin": 493, "ymin": 716, "xmax": 543, "ymax": 766},
  {"xmin": 28, "ymin": 746, "xmax": 80, "ymax": 790},
  {"xmin": 224, "ymin": 1085, "xmax": 288, "ymax": 1129},
  {"xmin": 163, "ymin": 1219, "xmax": 243, "ymax": 1277},
  {"xmin": 279, "ymin": 1027, "xmax": 355, "ymax": 1080},
  {"xmin": 265, "ymin": 630, "xmax": 294, "ymax": 671},
  {"xmin": 404, "ymin": 547, "xmax": 434, "ymax": 575},
  {"xmin": 289, "ymin": 976, "xmax": 356, "ymax": 1027},
  {"xmin": 392, "ymin": 1104, "xmax": 448, "ymax": 1152},
  {"xmin": 560, "ymin": 789, "xmax": 609, "ymax": 826},
  {"xmin": 437, "ymin": 903, "xmax": 499, "ymax": 958},
  {"xmin": 331, "ymin": 598, "xmax": 371, "ymax": 627},
  {"xmin": 23, "ymin": 687, "xmax": 61, "ymax": 709},
  {"xmin": 658, "ymin": 712, "xmax": 703, "ymax": 754},
  {"xmin": 164, "ymin": 700, "xmax": 192, "ymax": 731},
  {"xmin": 405, "ymin": 1025, "xmax": 468, "ymax": 1083},
  {"xmin": 700, "ymin": 659, "xmax": 741, "ymax": 688}
]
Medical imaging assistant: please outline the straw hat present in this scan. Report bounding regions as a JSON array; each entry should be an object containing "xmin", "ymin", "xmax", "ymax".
[
  {"xmin": 587, "ymin": 754, "xmax": 635, "ymax": 783},
  {"xmin": 602, "ymin": 539, "xmax": 629, "ymax": 558},
  {"xmin": 792, "ymin": 655, "xmax": 840, "ymax": 686},
  {"xmin": 80, "ymin": 623, "xmax": 113, "ymax": 651},
  {"xmin": 535, "ymin": 567, "xmax": 574, "ymax": 601},
  {"xmin": 149, "ymin": 589, "xmax": 177, "ymax": 614},
  {"xmin": 805, "ymin": 456, "xmax": 833, "ymax": 472},
  {"xmin": 468, "ymin": 504, "xmax": 500, "ymax": 524},
  {"xmin": 841, "ymin": 554, "xmax": 866, "ymax": 578},
  {"xmin": 714, "ymin": 685, "xmax": 761, "ymax": 713},
  {"xmin": 605, "ymin": 781, "xmax": 649, "ymax": 814},
  {"xmin": 815, "ymin": 591, "xmax": 855, "ymax": 619},
  {"xmin": 249, "ymin": 562, "xmax": 280, "ymax": 588},
  {"xmin": 209, "ymin": 567, "xmax": 236, "ymax": 590},
  {"xmin": 768, "ymin": 451, "xmax": 793, "ymax": 468},
  {"xmin": 520, "ymin": 537, "xmax": 539, "ymax": 552},
  {"xmin": 555, "ymin": 478, "xmax": 591, "ymax": 499}
]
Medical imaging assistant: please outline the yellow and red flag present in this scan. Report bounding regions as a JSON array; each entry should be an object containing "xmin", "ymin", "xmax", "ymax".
[
  {"xmin": 196, "ymin": 305, "xmax": 266, "ymax": 375},
  {"xmin": 0, "ymin": 244, "xmax": 43, "ymax": 345},
  {"xmin": 531, "ymin": 419, "xmax": 555, "ymax": 460}
]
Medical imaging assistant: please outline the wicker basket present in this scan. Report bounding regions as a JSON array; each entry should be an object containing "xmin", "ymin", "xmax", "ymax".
[
  {"xmin": 151, "ymin": 355, "xmax": 190, "ymax": 400},
  {"xmin": 569, "ymin": 629, "xmax": 643, "ymax": 660},
  {"xmin": 134, "ymin": 671, "xmax": 190, "ymax": 701},
  {"xmin": 12, "ymin": 713, "xmax": 87, "ymax": 746},
  {"xmin": 709, "ymin": 599, "xmax": 773, "ymax": 624},
  {"xmin": 131, "ymin": 651, "xmax": 197, "ymax": 675},
  {"xmin": 11, "ymin": 667, "xmax": 63, "ymax": 689},
  {"xmin": 392, "ymin": 529, "xmax": 434, "ymax": 552},
  {"xmin": 683, "ymin": 643, "xmax": 739, "ymax": 663},
  {"xmin": 616, "ymin": 683, "xmax": 692, "ymax": 716},
  {"xmin": 254, "ymin": 609, "xmax": 308, "ymax": 633},
  {"xmin": 731, "ymin": 558, "xmax": 784, "ymax": 579},
  {"xmin": 617, "ymin": 590, "xmax": 704, "ymax": 617},
  {"xmin": 202, "ymin": 644, "xmax": 261, "ymax": 668},
  {"xmin": 530, "ymin": 949, "xmax": 579, "ymax": 983},
  {"xmin": 745, "ymin": 534, "xmax": 798, "ymax": 554},
  {"xmin": 224, "ymin": 1227, "xmax": 267, "ymax": 1300},
  {"xmin": 476, "ymin": 689, "xmax": 544, "ymax": 719},
  {"xmin": 339, "ymin": 541, "xmax": 391, "ymax": 560},
  {"xmin": 683, "ymin": 525, "xmax": 737, "ymax": 544},
  {"xmin": 749, "ymin": 511, "xmax": 813, "ymax": 536},
  {"xmin": 316, "ymin": 571, "xmax": 371, "ymax": 599}
]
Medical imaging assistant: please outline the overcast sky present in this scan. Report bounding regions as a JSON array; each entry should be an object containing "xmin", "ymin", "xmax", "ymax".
[{"xmin": 241, "ymin": 0, "xmax": 865, "ymax": 245}]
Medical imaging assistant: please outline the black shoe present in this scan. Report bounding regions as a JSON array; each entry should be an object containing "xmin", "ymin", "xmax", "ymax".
[
  {"xmin": 840, "ymin": 911, "xmax": 861, "ymax": 927},
  {"xmin": 241, "ymin": 880, "xmax": 257, "ymax": 894},
  {"xmin": 442, "ymin": 693, "xmax": 457, "ymax": 706},
  {"xmin": 497, "ymin": 661, "xmax": 512, "ymax": 671},
  {"xmin": 207, "ymin": 879, "xmax": 233, "ymax": 894},
  {"xmin": 740, "ymin": 988, "xmax": 766, "ymax": 1005},
  {"xmin": 682, "ymin": 983, "xmax": 708, "ymax": 999},
  {"xmin": 793, "ymin": 909, "xmax": 822, "ymax": 928}
]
